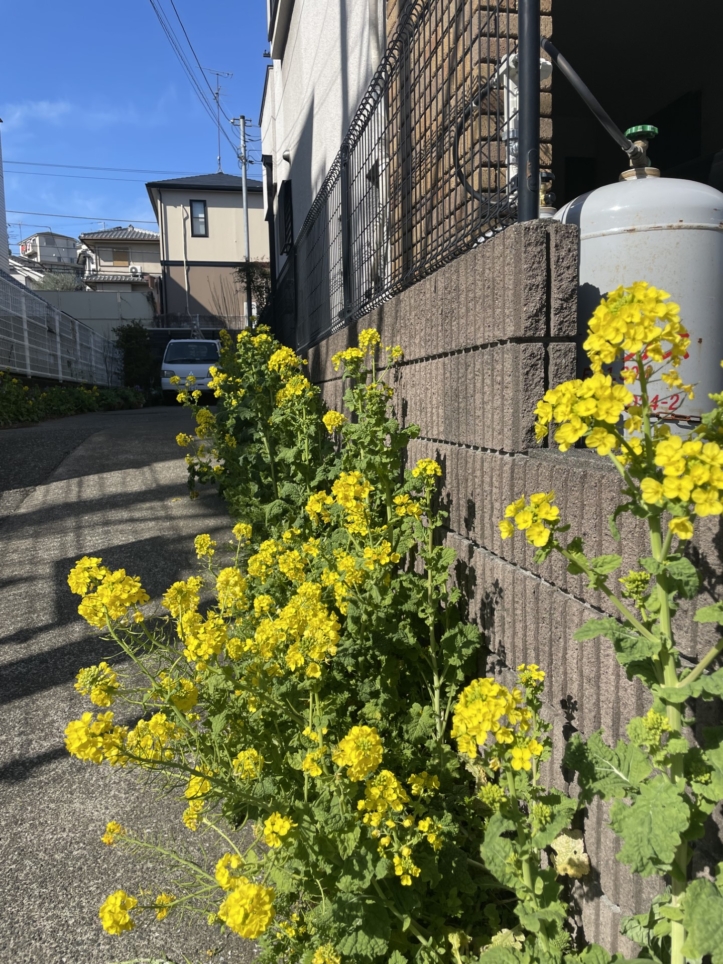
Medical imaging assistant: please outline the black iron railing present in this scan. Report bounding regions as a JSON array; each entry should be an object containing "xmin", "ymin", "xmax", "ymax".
[{"xmin": 274, "ymin": 0, "xmax": 528, "ymax": 351}]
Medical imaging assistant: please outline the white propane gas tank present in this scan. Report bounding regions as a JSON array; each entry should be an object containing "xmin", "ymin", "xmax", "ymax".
[{"xmin": 555, "ymin": 176, "xmax": 723, "ymax": 422}]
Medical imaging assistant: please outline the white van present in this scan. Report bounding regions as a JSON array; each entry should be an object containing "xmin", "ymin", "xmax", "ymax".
[{"xmin": 161, "ymin": 339, "xmax": 221, "ymax": 403}]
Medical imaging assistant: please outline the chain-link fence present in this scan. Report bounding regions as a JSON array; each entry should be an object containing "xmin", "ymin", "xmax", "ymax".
[
  {"xmin": 0, "ymin": 269, "xmax": 122, "ymax": 386},
  {"xmin": 275, "ymin": 0, "xmax": 525, "ymax": 351}
]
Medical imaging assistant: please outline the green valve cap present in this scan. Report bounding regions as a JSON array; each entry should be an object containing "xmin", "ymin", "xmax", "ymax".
[{"xmin": 625, "ymin": 124, "xmax": 659, "ymax": 139}]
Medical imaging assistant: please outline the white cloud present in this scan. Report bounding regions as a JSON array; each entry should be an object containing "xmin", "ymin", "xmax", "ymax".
[{"xmin": 1, "ymin": 100, "xmax": 74, "ymax": 132}]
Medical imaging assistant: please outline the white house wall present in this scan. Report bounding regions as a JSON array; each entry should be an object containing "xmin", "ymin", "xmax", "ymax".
[{"xmin": 264, "ymin": 0, "xmax": 385, "ymax": 253}]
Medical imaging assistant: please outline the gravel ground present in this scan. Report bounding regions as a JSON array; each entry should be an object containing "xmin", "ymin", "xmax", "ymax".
[{"xmin": 0, "ymin": 407, "xmax": 257, "ymax": 964}]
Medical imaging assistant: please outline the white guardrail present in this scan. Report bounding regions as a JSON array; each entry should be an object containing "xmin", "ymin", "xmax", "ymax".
[{"xmin": 0, "ymin": 269, "xmax": 122, "ymax": 387}]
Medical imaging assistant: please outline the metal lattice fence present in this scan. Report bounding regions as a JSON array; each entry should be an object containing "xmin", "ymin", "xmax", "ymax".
[
  {"xmin": 0, "ymin": 270, "xmax": 122, "ymax": 386},
  {"xmin": 276, "ymin": 0, "xmax": 522, "ymax": 351}
]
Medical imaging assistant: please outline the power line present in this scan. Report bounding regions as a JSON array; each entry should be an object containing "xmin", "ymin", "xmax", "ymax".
[
  {"xmin": 6, "ymin": 210, "xmax": 157, "ymax": 224},
  {"xmin": 6, "ymin": 159, "xmax": 201, "ymax": 175},
  {"xmin": 5, "ymin": 169, "xmax": 155, "ymax": 184},
  {"xmin": 168, "ymin": 0, "xmax": 233, "ymax": 123}
]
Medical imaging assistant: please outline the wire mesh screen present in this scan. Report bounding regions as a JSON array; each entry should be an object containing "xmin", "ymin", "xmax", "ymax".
[
  {"xmin": 0, "ymin": 269, "xmax": 122, "ymax": 386},
  {"xmin": 282, "ymin": 0, "xmax": 521, "ymax": 351}
]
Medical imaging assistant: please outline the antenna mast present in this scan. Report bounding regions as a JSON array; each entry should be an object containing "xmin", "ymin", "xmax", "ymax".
[{"xmin": 203, "ymin": 67, "xmax": 232, "ymax": 173}]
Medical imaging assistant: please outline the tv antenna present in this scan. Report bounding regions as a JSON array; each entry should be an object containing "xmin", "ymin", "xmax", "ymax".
[{"xmin": 203, "ymin": 67, "xmax": 233, "ymax": 172}]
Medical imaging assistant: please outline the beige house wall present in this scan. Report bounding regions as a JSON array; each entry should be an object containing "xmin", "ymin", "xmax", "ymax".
[
  {"xmin": 159, "ymin": 191, "xmax": 268, "ymax": 264},
  {"xmin": 94, "ymin": 242, "xmax": 161, "ymax": 276},
  {"xmin": 163, "ymin": 263, "xmax": 249, "ymax": 318}
]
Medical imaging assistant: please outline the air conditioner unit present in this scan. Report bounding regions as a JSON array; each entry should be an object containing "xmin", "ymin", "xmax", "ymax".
[{"xmin": 129, "ymin": 265, "xmax": 143, "ymax": 277}]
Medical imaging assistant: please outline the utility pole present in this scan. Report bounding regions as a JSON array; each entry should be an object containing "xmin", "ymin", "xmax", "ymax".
[{"xmin": 231, "ymin": 115, "xmax": 253, "ymax": 325}]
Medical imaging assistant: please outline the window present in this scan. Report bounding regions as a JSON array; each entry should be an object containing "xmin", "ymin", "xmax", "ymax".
[
  {"xmin": 190, "ymin": 200, "xmax": 208, "ymax": 237},
  {"xmin": 113, "ymin": 248, "xmax": 130, "ymax": 267},
  {"xmin": 163, "ymin": 342, "xmax": 219, "ymax": 364}
]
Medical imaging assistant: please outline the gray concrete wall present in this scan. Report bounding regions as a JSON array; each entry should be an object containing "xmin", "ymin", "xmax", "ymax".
[
  {"xmin": 39, "ymin": 290, "xmax": 154, "ymax": 341},
  {"xmin": 307, "ymin": 220, "xmax": 723, "ymax": 952}
]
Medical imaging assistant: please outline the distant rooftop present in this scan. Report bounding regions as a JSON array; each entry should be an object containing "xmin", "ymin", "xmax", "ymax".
[
  {"xmin": 79, "ymin": 226, "xmax": 160, "ymax": 242},
  {"xmin": 145, "ymin": 173, "xmax": 262, "ymax": 192}
]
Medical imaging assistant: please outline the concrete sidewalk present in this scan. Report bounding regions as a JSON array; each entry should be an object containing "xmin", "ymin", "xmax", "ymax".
[{"xmin": 0, "ymin": 408, "xmax": 254, "ymax": 964}]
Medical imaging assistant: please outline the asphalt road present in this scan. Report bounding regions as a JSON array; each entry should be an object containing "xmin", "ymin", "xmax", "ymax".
[{"xmin": 0, "ymin": 407, "xmax": 256, "ymax": 964}]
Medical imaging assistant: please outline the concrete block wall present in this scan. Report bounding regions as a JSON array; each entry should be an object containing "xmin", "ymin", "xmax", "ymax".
[{"xmin": 307, "ymin": 220, "xmax": 723, "ymax": 952}]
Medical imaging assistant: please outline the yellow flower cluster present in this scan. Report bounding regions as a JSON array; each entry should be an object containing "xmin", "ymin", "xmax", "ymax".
[
  {"xmin": 451, "ymin": 678, "xmax": 532, "ymax": 759},
  {"xmin": 216, "ymin": 852, "xmax": 245, "ymax": 891},
  {"xmin": 233, "ymin": 521, "xmax": 253, "ymax": 542},
  {"xmin": 358, "ymin": 770, "xmax": 409, "ymax": 826},
  {"xmin": 218, "ymin": 878, "xmax": 275, "ymax": 939},
  {"xmin": 583, "ymin": 282, "xmax": 686, "ymax": 372},
  {"xmin": 263, "ymin": 812, "xmax": 297, "ymax": 847},
  {"xmin": 101, "ymin": 820, "xmax": 125, "ymax": 845},
  {"xmin": 268, "ymin": 345, "xmax": 300, "ymax": 375},
  {"xmin": 393, "ymin": 494, "xmax": 422, "ymax": 518},
  {"xmin": 277, "ymin": 549, "xmax": 306, "ymax": 583},
  {"xmin": 312, "ymin": 944, "xmax": 342, "ymax": 964},
  {"xmin": 183, "ymin": 767, "xmax": 213, "ymax": 830},
  {"xmin": 126, "ymin": 712, "xmax": 180, "ymax": 763},
  {"xmin": 387, "ymin": 345, "xmax": 404, "ymax": 363},
  {"xmin": 302, "ymin": 747, "xmax": 327, "ymax": 777},
  {"xmin": 162, "ymin": 576, "xmax": 203, "ymax": 617},
  {"xmin": 74, "ymin": 662, "xmax": 119, "ymax": 707},
  {"xmin": 499, "ymin": 492, "xmax": 560, "ymax": 547},
  {"xmin": 358, "ymin": 328, "xmax": 381, "ymax": 352},
  {"xmin": 408, "ymin": 771, "xmax": 440, "ymax": 796},
  {"xmin": 332, "ymin": 471, "xmax": 373, "ymax": 535},
  {"xmin": 232, "ymin": 748, "xmax": 264, "ymax": 780},
  {"xmin": 194, "ymin": 533, "xmax": 216, "ymax": 559},
  {"xmin": 412, "ymin": 458, "xmax": 442, "ymax": 479},
  {"xmin": 534, "ymin": 373, "xmax": 633, "ymax": 451},
  {"xmin": 517, "ymin": 663, "xmax": 545, "ymax": 687},
  {"xmin": 216, "ymin": 567, "xmax": 248, "ymax": 613},
  {"xmin": 154, "ymin": 672, "xmax": 198, "ymax": 712},
  {"xmin": 417, "ymin": 816, "xmax": 444, "ymax": 851},
  {"xmin": 331, "ymin": 347, "xmax": 364, "ymax": 371},
  {"xmin": 276, "ymin": 374, "xmax": 313, "ymax": 406},
  {"xmin": 393, "ymin": 847, "xmax": 421, "ymax": 886},
  {"xmin": 333, "ymin": 725, "xmax": 383, "ymax": 781},
  {"xmin": 99, "ymin": 890, "xmax": 137, "ymax": 935},
  {"xmin": 362, "ymin": 541, "xmax": 401, "ymax": 570},
  {"xmin": 319, "ymin": 550, "xmax": 364, "ymax": 614},
  {"xmin": 195, "ymin": 407, "xmax": 216, "ymax": 439},
  {"xmin": 65, "ymin": 711, "xmax": 128, "ymax": 766},
  {"xmin": 176, "ymin": 432, "xmax": 193, "ymax": 447},
  {"xmin": 248, "ymin": 539, "xmax": 279, "ymax": 581},
  {"xmin": 69, "ymin": 558, "xmax": 149, "ymax": 628},
  {"xmin": 278, "ymin": 581, "xmax": 341, "ymax": 672},
  {"xmin": 322, "ymin": 409, "xmax": 346, "ymax": 434},
  {"xmin": 640, "ymin": 436, "xmax": 723, "ymax": 529},
  {"xmin": 306, "ymin": 491, "xmax": 334, "ymax": 525},
  {"xmin": 179, "ymin": 611, "xmax": 228, "ymax": 667}
]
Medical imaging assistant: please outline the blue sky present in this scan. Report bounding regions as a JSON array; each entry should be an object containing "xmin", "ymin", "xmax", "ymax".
[{"xmin": 1, "ymin": 1, "xmax": 268, "ymax": 250}]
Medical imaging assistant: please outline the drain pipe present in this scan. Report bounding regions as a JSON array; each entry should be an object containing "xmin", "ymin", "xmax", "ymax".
[{"xmin": 518, "ymin": 0, "xmax": 540, "ymax": 221}]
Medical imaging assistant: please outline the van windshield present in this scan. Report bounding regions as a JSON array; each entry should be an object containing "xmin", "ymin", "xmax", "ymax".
[{"xmin": 164, "ymin": 342, "xmax": 219, "ymax": 364}]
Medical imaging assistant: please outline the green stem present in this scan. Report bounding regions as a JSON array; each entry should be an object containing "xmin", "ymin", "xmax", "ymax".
[{"xmin": 678, "ymin": 637, "xmax": 723, "ymax": 690}]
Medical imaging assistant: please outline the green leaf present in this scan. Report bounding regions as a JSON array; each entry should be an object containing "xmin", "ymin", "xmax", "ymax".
[
  {"xmin": 480, "ymin": 812, "xmax": 519, "ymax": 890},
  {"xmin": 588, "ymin": 554, "xmax": 622, "ymax": 576},
  {"xmin": 573, "ymin": 618, "xmax": 660, "ymax": 669},
  {"xmin": 567, "ymin": 946, "xmax": 642, "ymax": 964},
  {"xmin": 695, "ymin": 602, "xmax": 723, "ymax": 624},
  {"xmin": 387, "ymin": 953, "xmax": 408, "ymax": 964},
  {"xmin": 609, "ymin": 776, "xmax": 690, "ymax": 876},
  {"xmin": 335, "ymin": 897, "xmax": 391, "ymax": 960},
  {"xmin": 656, "ymin": 665, "xmax": 723, "ymax": 702},
  {"xmin": 529, "ymin": 792, "xmax": 579, "ymax": 849},
  {"xmin": 641, "ymin": 556, "xmax": 664, "ymax": 576},
  {"xmin": 608, "ymin": 513, "xmax": 622, "ymax": 542},
  {"xmin": 682, "ymin": 877, "xmax": 723, "ymax": 963},
  {"xmin": 564, "ymin": 731, "xmax": 652, "ymax": 802},
  {"xmin": 665, "ymin": 556, "xmax": 700, "ymax": 599},
  {"xmin": 404, "ymin": 703, "xmax": 436, "ymax": 743},
  {"xmin": 574, "ymin": 618, "xmax": 619, "ymax": 642}
]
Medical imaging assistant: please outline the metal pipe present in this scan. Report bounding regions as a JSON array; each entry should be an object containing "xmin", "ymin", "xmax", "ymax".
[
  {"xmin": 539, "ymin": 36, "xmax": 642, "ymax": 161},
  {"xmin": 518, "ymin": 0, "xmax": 540, "ymax": 221}
]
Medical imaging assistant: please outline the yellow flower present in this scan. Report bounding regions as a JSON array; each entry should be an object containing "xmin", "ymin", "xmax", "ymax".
[
  {"xmin": 268, "ymin": 346, "xmax": 300, "ymax": 375},
  {"xmin": 302, "ymin": 749, "xmax": 325, "ymax": 777},
  {"xmin": 233, "ymin": 748, "xmax": 265, "ymax": 780},
  {"xmin": 75, "ymin": 662, "xmax": 119, "ymax": 707},
  {"xmin": 263, "ymin": 812, "xmax": 297, "ymax": 847},
  {"xmin": 99, "ymin": 890, "xmax": 137, "ymax": 935},
  {"xmin": 169, "ymin": 375, "xmax": 181, "ymax": 385},
  {"xmin": 388, "ymin": 345, "xmax": 404, "ymax": 363},
  {"xmin": 216, "ymin": 567, "xmax": 248, "ymax": 613},
  {"xmin": 393, "ymin": 493, "xmax": 422, "ymax": 518},
  {"xmin": 408, "ymin": 771, "xmax": 440, "ymax": 796},
  {"xmin": 358, "ymin": 328, "xmax": 381, "ymax": 352},
  {"xmin": 162, "ymin": 576, "xmax": 202, "ymax": 617},
  {"xmin": 218, "ymin": 879, "xmax": 275, "ymax": 939},
  {"xmin": 194, "ymin": 533, "xmax": 216, "ymax": 559},
  {"xmin": 175, "ymin": 432, "xmax": 193, "ymax": 447},
  {"xmin": 232, "ymin": 521, "xmax": 252, "ymax": 542},
  {"xmin": 101, "ymin": 821, "xmax": 125, "ymax": 845},
  {"xmin": 668, "ymin": 516, "xmax": 694, "ymax": 540},
  {"xmin": 527, "ymin": 522, "xmax": 550, "ymax": 548},
  {"xmin": 67, "ymin": 556, "xmax": 110, "ymax": 596},
  {"xmin": 305, "ymin": 491, "xmax": 334, "ymax": 525},
  {"xmin": 154, "ymin": 893, "xmax": 175, "ymax": 921},
  {"xmin": 331, "ymin": 347, "xmax": 364, "ymax": 371},
  {"xmin": 333, "ymin": 725, "xmax": 384, "ymax": 781},
  {"xmin": 65, "ymin": 711, "xmax": 128, "ymax": 766},
  {"xmin": 640, "ymin": 478, "xmax": 664, "ymax": 505},
  {"xmin": 322, "ymin": 410, "xmax": 346, "ymax": 434},
  {"xmin": 216, "ymin": 852, "xmax": 245, "ymax": 891},
  {"xmin": 510, "ymin": 745, "xmax": 533, "ymax": 771},
  {"xmin": 312, "ymin": 944, "xmax": 342, "ymax": 964},
  {"xmin": 412, "ymin": 458, "xmax": 442, "ymax": 479}
]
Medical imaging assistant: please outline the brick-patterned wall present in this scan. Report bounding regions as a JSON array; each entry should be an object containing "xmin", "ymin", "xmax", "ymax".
[{"xmin": 307, "ymin": 220, "xmax": 723, "ymax": 952}]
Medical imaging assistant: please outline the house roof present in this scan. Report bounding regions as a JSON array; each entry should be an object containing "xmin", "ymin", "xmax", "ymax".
[
  {"xmin": 79, "ymin": 226, "xmax": 160, "ymax": 242},
  {"xmin": 85, "ymin": 272, "xmax": 151, "ymax": 284},
  {"xmin": 145, "ymin": 173, "xmax": 263, "ymax": 192}
]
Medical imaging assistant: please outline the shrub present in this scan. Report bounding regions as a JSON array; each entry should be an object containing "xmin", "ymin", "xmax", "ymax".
[{"xmin": 0, "ymin": 373, "xmax": 144, "ymax": 427}]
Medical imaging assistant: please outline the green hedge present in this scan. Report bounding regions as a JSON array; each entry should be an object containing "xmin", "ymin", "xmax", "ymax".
[{"xmin": 0, "ymin": 372, "xmax": 145, "ymax": 427}]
